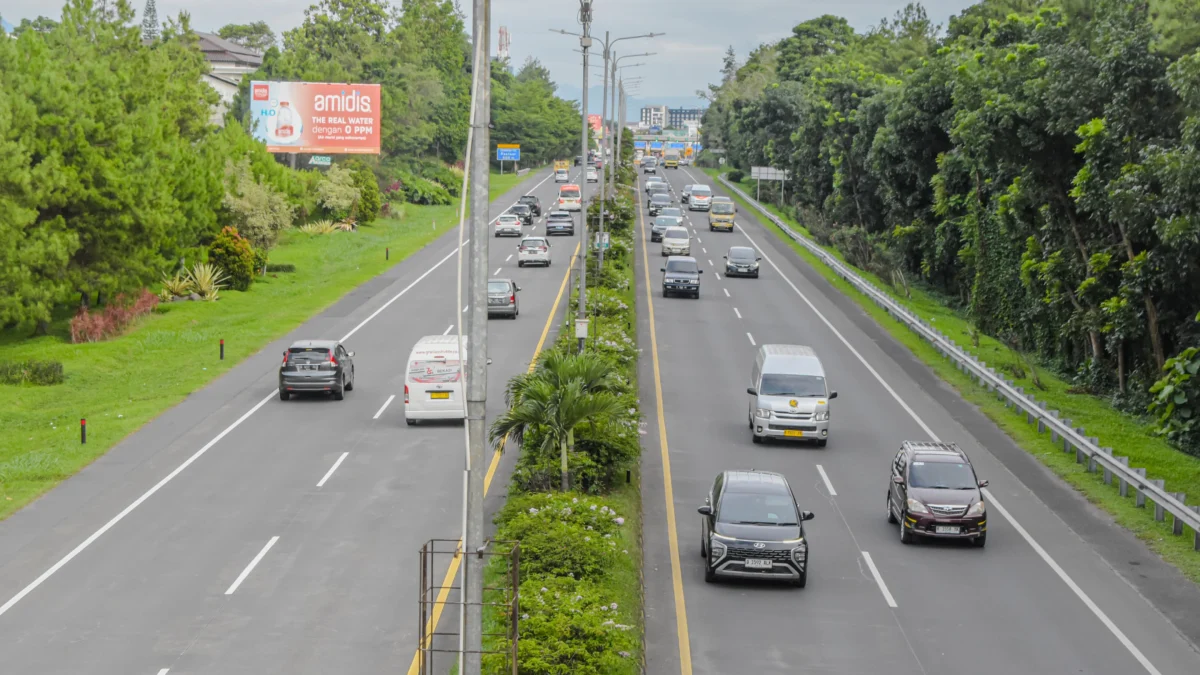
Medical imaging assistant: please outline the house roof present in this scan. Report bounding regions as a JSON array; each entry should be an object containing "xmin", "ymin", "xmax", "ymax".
[{"xmin": 195, "ymin": 31, "xmax": 262, "ymax": 68}]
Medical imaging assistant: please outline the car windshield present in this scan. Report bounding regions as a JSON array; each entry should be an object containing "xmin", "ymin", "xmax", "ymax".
[
  {"xmin": 664, "ymin": 228, "xmax": 688, "ymax": 240},
  {"xmin": 693, "ymin": 187, "xmax": 711, "ymax": 196},
  {"xmin": 487, "ymin": 281, "xmax": 510, "ymax": 293},
  {"xmin": 548, "ymin": 213, "xmax": 571, "ymax": 220},
  {"xmin": 560, "ymin": 188, "xmax": 580, "ymax": 199},
  {"xmin": 759, "ymin": 373, "xmax": 826, "ymax": 397},
  {"xmin": 498, "ymin": 216, "xmax": 517, "ymax": 223},
  {"xmin": 665, "ymin": 259, "xmax": 698, "ymax": 274},
  {"xmin": 719, "ymin": 491, "xmax": 797, "ymax": 526},
  {"xmin": 711, "ymin": 202, "xmax": 734, "ymax": 215},
  {"xmin": 661, "ymin": 208, "xmax": 681, "ymax": 217},
  {"xmin": 654, "ymin": 217, "xmax": 673, "ymax": 227},
  {"xmin": 287, "ymin": 347, "xmax": 329, "ymax": 364},
  {"xmin": 512, "ymin": 205, "xmax": 528, "ymax": 213},
  {"xmin": 652, "ymin": 195, "xmax": 671, "ymax": 203},
  {"xmin": 909, "ymin": 461, "xmax": 977, "ymax": 489},
  {"xmin": 728, "ymin": 247, "xmax": 755, "ymax": 261}
]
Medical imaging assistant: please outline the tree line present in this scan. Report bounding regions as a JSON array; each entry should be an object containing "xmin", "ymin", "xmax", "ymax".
[
  {"xmin": 0, "ymin": 0, "xmax": 582, "ymax": 334},
  {"xmin": 700, "ymin": 0, "xmax": 1200, "ymax": 454}
]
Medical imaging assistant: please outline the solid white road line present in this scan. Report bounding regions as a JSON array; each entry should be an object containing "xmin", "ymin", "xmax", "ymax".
[
  {"xmin": 816, "ymin": 464, "xmax": 837, "ymax": 496},
  {"xmin": 494, "ymin": 267, "xmax": 501, "ymax": 275},
  {"xmin": 316, "ymin": 452, "xmax": 349, "ymax": 488},
  {"xmin": 723, "ymin": 288, "xmax": 730, "ymax": 297},
  {"xmin": 733, "ymin": 215, "xmax": 1166, "ymax": 674},
  {"xmin": 746, "ymin": 332, "xmax": 756, "ymax": 346},
  {"xmin": 443, "ymin": 324, "xmax": 454, "ymax": 335},
  {"xmin": 861, "ymin": 552, "xmax": 897, "ymax": 608},
  {"xmin": 733, "ymin": 307, "xmax": 742, "ymax": 319},
  {"xmin": 0, "ymin": 168, "xmax": 557, "ymax": 620},
  {"xmin": 224, "ymin": 536, "xmax": 279, "ymax": 595},
  {"xmin": 372, "ymin": 395, "xmax": 396, "ymax": 420}
]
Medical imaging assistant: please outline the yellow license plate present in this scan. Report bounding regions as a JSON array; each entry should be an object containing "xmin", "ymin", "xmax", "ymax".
[
  {"xmin": 430, "ymin": 391, "xmax": 450, "ymax": 400},
  {"xmin": 783, "ymin": 430, "xmax": 804, "ymax": 438}
]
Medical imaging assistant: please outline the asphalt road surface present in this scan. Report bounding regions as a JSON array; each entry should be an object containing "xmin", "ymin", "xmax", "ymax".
[
  {"xmin": 0, "ymin": 167, "xmax": 586, "ymax": 674},
  {"xmin": 637, "ymin": 165, "xmax": 1200, "ymax": 675}
]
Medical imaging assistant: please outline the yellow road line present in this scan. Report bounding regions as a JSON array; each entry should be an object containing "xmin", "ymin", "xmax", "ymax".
[
  {"xmin": 637, "ymin": 187, "xmax": 694, "ymax": 674},
  {"xmin": 407, "ymin": 240, "xmax": 581, "ymax": 675}
]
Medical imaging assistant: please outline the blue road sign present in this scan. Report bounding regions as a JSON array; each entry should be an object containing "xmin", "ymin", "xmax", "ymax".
[
  {"xmin": 634, "ymin": 141, "xmax": 647, "ymax": 149},
  {"xmin": 693, "ymin": 144, "xmax": 703, "ymax": 153},
  {"xmin": 497, "ymin": 148, "xmax": 520, "ymax": 161},
  {"xmin": 668, "ymin": 142, "xmax": 685, "ymax": 149},
  {"xmin": 650, "ymin": 141, "xmax": 663, "ymax": 150}
]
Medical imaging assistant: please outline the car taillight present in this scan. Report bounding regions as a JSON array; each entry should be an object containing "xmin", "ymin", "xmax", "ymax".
[
  {"xmin": 282, "ymin": 352, "xmax": 288, "ymax": 366},
  {"xmin": 329, "ymin": 354, "xmax": 338, "ymax": 367},
  {"xmin": 404, "ymin": 384, "xmax": 409, "ymax": 404},
  {"xmin": 510, "ymin": 294, "xmax": 515, "ymax": 303}
]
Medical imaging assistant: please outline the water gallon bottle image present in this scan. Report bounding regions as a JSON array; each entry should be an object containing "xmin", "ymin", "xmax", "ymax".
[{"xmin": 275, "ymin": 101, "xmax": 295, "ymax": 139}]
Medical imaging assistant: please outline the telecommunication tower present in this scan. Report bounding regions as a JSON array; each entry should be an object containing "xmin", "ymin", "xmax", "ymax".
[{"xmin": 498, "ymin": 26, "xmax": 510, "ymax": 60}]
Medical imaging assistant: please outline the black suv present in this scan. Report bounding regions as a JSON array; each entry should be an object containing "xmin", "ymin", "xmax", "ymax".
[
  {"xmin": 699, "ymin": 470, "xmax": 814, "ymax": 587},
  {"xmin": 887, "ymin": 441, "xmax": 988, "ymax": 547},
  {"xmin": 518, "ymin": 194, "xmax": 541, "ymax": 217},
  {"xmin": 661, "ymin": 256, "xmax": 703, "ymax": 298},
  {"xmin": 545, "ymin": 210, "xmax": 575, "ymax": 236},
  {"xmin": 575, "ymin": 155, "xmax": 583, "ymax": 166},
  {"xmin": 648, "ymin": 193, "xmax": 671, "ymax": 216},
  {"xmin": 509, "ymin": 203, "xmax": 533, "ymax": 226},
  {"xmin": 279, "ymin": 340, "xmax": 355, "ymax": 401}
]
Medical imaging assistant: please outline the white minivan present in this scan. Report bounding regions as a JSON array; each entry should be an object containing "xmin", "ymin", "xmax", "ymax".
[
  {"xmin": 405, "ymin": 335, "xmax": 468, "ymax": 425},
  {"xmin": 747, "ymin": 344, "xmax": 837, "ymax": 446}
]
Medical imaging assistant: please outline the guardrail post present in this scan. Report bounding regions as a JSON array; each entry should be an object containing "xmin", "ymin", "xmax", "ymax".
[
  {"xmin": 1192, "ymin": 507, "xmax": 1200, "ymax": 551},
  {"xmin": 1049, "ymin": 412, "xmax": 1061, "ymax": 442},
  {"xmin": 1110, "ymin": 455, "xmax": 1128, "ymax": 489},
  {"xmin": 1151, "ymin": 480, "xmax": 1167, "ymax": 521},
  {"xmin": 1133, "ymin": 469, "xmax": 1147, "ymax": 506},
  {"xmin": 1173, "ymin": 494, "xmax": 1187, "ymax": 535},
  {"xmin": 1091, "ymin": 441, "xmax": 1106, "ymax": 474},
  {"xmin": 1036, "ymin": 401, "xmax": 1048, "ymax": 432}
]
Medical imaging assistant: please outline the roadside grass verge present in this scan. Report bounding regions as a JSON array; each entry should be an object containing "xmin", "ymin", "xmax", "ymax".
[
  {"xmin": 701, "ymin": 167, "xmax": 1200, "ymax": 584},
  {"xmin": 0, "ymin": 171, "xmax": 532, "ymax": 521}
]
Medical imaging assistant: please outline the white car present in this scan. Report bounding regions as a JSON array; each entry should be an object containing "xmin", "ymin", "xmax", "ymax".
[
  {"xmin": 660, "ymin": 226, "xmax": 691, "ymax": 257},
  {"xmin": 586, "ymin": 169, "xmax": 598, "ymax": 183},
  {"xmin": 494, "ymin": 214, "xmax": 523, "ymax": 237},
  {"xmin": 517, "ymin": 236, "xmax": 552, "ymax": 267},
  {"xmin": 555, "ymin": 170, "xmax": 569, "ymax": 183}
]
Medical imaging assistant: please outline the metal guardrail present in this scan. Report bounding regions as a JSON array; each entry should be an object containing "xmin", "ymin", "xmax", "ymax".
[
  {"xmin": 718, "ymin": 175, "xmax": 1200, "ymax": 550},
  {"xmin": 517, "ymin": 168, "xmax": 531, "ymax": 176}
]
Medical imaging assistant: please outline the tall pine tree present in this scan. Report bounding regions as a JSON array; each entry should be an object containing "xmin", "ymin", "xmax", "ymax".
[{"xmin": 141, "ymin": 0, "xmax": 158, "ymax": 40}]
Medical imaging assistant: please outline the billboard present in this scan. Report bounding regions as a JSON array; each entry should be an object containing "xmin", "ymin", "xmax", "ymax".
[
  {"xmin": 588, "ymin": 114, "xmax": 602, "ymax": 132},
  {"xmin": 250, "ymin": 81, "xmax": 381, "ymax": 154}
]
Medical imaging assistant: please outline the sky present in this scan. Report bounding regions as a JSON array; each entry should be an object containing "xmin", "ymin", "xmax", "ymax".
[{"xmin": 5, "ymin": 0, "xmax": 980, "ymax": 113}]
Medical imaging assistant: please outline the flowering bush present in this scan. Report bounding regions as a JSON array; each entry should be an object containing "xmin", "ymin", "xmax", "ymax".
[{"xmin": 69, "ymin": 289, "xmax": 159, "ymax": 343}]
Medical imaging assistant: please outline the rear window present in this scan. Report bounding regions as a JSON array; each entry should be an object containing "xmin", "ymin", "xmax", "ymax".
[
  {"xmin": 523, "ymin": 239, "xmax": 547, "ymax": 247},
  {"xmin": 548, "ymin": 212, "xmax": 571, "ymax": 220},
  {"xmin": 287, "ymin": 347, "xmax": 329, "ymax": 364},
  {"xmin": 519, "ymin": 196, "xmax": 536, "ymax": 203},
  {"xmin": 488, "ymin": 281, "xmax": 510, "ymax": 293},
  {"xmin": 409, "ymin": 359, "xmax": 461, "ymax": 384}
]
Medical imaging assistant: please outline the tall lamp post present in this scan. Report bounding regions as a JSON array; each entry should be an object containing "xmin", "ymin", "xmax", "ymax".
[{"xmin": 608, "ymin": 56, "xmax": 649, "ymax": 186}]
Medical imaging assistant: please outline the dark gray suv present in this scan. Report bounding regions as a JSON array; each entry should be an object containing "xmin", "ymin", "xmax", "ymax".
[
  {"xmin": 279, "ymin": 340, "xmax": 355, "ymax": 401},
  {"xmin": 699, "ymin": 470, "xmax": 814, "ymax": 587}
]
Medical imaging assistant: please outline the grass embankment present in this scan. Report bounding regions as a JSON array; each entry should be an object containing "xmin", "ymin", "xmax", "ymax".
[
  {"xmin": 701, "ymin": 167, "xmax": 1200, "ymax": 582},
  {"xmin": 0, "ymin": 171, "xmax": 530, "ymax": 521}
]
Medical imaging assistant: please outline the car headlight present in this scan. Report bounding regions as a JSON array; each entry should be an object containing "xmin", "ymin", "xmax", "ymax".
[
  {"xmin": 812, "ymin": 410, "xmax": 829, "ymax": 422},
  {"xmin": 906, "ymin": 498, "xmax": 929, "ymax": 514},
  {"xmin": 710, "ymin": 538, "xmax": 727, "ymax": 562},
  {"xmin": 791, "ymin": 539, "xmax": 807, "ymax": 562},
  {"xmin": 755, "ymin": 408, "xmax": 772, "ymax": 419},
  {"xmin": 966, "ymin": 501, "xmax": 986, "ymax": 517}
]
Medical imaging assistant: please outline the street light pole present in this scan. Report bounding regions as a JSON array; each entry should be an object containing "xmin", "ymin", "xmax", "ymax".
[
  {"xmin": 462, "ymin": 0, "xmax": 490, "ymax": 671},
  {"xmin": 597, "ymin": 31, "xmax": 610, "ymax": 273}
]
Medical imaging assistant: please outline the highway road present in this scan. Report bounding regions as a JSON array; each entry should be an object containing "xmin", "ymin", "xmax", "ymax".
[
  {"xmin": 0, "ymin": 166, "xmax": 584, "ymax": 674},
  {"xmin": 637, "ymin": 166, "xmax": 1200, "ymax": 674}
]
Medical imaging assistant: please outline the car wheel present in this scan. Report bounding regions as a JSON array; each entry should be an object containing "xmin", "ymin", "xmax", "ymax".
[
  {"xmin": 345, "ymin": 371, "xmax": 355, "ymax": 391},
  {"xmin": 518, "ymin": 261, "xmax": 524, "ymax": 267},
  {"xmin": 279, "ymin": 388, "xmax": 290, "ymax": 401},
  {"xmin": 751, "ymin": 431, "xmax": 763, "ymax": 444},
  {"xmin": 704, "ymin": 564, "xmax": 716, "ymax": 584},
  {"xmin": 793, "ymin": 561, "xmax": 808, "ymax": 588},
  {"xmin": 886, "ymin": 495, "xmax": 897, "ymax": 523},
  {"xmin": 693, "ymin": 291, "xmax": 700, "ymax": 299},
  {"xmin": 700, "ymin": 532, "xmax": 707, "ymax": 558},
  {"xmin": 899, "ymin": 514, "xmax": 914, "ymax": 544},
  {"xmin": 662, "ymin": 289, "xmax": 669, "ymax": 298},
  {"xmin": 816, "ymin": 438, "xmax": 827, "ymax": 448},
  {"xmin": 333, "ymin": 376, "xmax": 345, "ymax": 401},
  {"xmin": 406, "ymin": 418, "xmax": 416, "ymax": 426},
  {"xmin": 973, "ymin": 533, "xmax": 987, "ymax": 548},
  {"xmin": 753, "ymin": 271, "xmax": 760, "ymax": 278}
]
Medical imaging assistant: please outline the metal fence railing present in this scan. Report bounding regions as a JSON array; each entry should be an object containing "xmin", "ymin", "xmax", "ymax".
[{"xmin": 718, "ymin": 174, "xmax": 1200, "ymax": 550}]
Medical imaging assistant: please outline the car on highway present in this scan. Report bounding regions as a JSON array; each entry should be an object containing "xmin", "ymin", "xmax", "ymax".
[
  {"xmin": 747, "ymin": 344, "xmax": 835, "ymax": 446},
  {"xmin": 708, "ymin": 197, "xmax": 736, "ymax": 231},
  {"xmin": 724, "ymin": 246, "xmax": 761, "ymax": 278},
  {"xmin": 487, "ymin": 278, "xmax": 520, "ymax": 319},
  {"xmin": 405, "ymin": 335, "xmax": 466, "ymax": 424},
  {"xmin": 660, "ymin": 226, "xmax": 690, "ymax": 256},
  {"xmin": 586, "ymin": 168, "xmax": 598, "ymax": 183},
  {"xmin": 888, "ymin": 441, "xmax": 988, "ymax": 547},
  {"xmin": 661, "ymin": 255, "xmax": 703, "ymax": 298},
  {"xmin": 557, "ymin": 183, "xmax": 582, "ymax": 212},
  {"xmin": 658, "ymin": 207, "xmax": 683, "ymax": 227},
  {"xmin": 278, "ymin": 340, "xmax": 355, "ymax": 401},
  {"xmin": 517, "ymin": 236, "xmax": 552, "ymax": 267},
  {"xmin": 643, "ymin": 157, "xmax": 658, "ymax": 174},
  {"xmin": 575, "ymin": 155, "xmax": 583, "ymax": 166},
  {"xmin": 644, "ymin": 176, "xmax": 666, "ymax": 193},
  {"xmin": 648, "ymin": 193, "xmax": 672, "ymax": 217},
  {"xmin": 650, "ymin": 215, "xmax": 675, "ymax": 242},
  {"xmin": 555, "ymin": 169, "xmax": 569, "ymax": 183},
  {"xmin": 689, "ymin": 184, "xmax": 712, "ymax": 211},
  {"xmin": 510, "ymin": 203, "xmax": 533, "ymax": 226},
  {"xmin": 648, "ymin": 187, "xmax": 671, "ymax": 208},
  {"xmin": 518, "ymin": 194, "xmax": 542, "ymax": 217},
  {"xmin": 698, "ymin": 470, "xmax": 814, "ymax": 587},
  {"xmin": 494, "ymin": 214, "xmax": 523, "ymax": 237},
  {"xmin": 681, "ymin": 184, "xmax": 693, "ymax": 204},
  {"xmin": 545, "ymin": 210, "xmax": 575, "ymax": 236}
]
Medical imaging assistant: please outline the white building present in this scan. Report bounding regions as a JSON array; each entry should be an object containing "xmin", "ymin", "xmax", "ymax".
[{"xmin": 196, "ymin": 32, "xmax": 263, "ymax": 127}]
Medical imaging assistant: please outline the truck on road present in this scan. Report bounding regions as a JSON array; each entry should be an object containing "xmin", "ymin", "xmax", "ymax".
[
  {"xmin": 664, "ymin": 149, "xmax": 680, "ymax": 169},
  {"xmin": 554, "ymin": 159, "xmax": 570, "ymax": 172}
]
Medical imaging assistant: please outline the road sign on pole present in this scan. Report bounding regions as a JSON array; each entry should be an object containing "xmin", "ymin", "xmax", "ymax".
[{"xmin": 496, "ymin": 144, "xmax": 520, "ymax": 162}]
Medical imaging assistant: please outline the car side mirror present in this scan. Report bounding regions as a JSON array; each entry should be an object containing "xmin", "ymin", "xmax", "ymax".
[
  {"xmin": 697, "ymin": 505, "xmax": 713, "ymax": 516},
  {"xmin": 348, "ymin": 351, "xmax": 355, "ymax": 357},
  {"xmin": 660, "ymin": 268, "xmax": 666, "ymax": 272},
  {"xmin": 892, "ymin": 475, "xmax": 903, "ymax": 484},
  {"xmin": 746, "ymin": 387, "xmax": 757, "ymax": 396},
  {"xmin": 487, "ymin": 358, "xmax": 493, "ymax": 365},
  {"xmin": 723, "ymin": 255, "xmax": 728, "ymax": 259},
  {"xmin": 756, "ymin": 257, "xmax": 762, "ymax": 261},
  {"xmin": 801, "ymin": 511, "xmax": 815, "ymax": 521},
  {"xmin": 515, "ymin": 285, "xmax": 522, "ymax": 292},
  {"xmin": 828, "ymin": 391, "xmax": 838, "ymax": 399},
  {"xmin": 978, "ymin": 480, "xmax": 989, "ymax": 488},
  {"xmin": 698, "ymin": 269, "xmax": 704, "ymax": 274}
]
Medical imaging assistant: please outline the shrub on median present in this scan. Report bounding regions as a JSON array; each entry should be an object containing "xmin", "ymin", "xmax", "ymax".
[{"xmin": 0, "ymin": 360, "xmax": 65, "ymax": 386}]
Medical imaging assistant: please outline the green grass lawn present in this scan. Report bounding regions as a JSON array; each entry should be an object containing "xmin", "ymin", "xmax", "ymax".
[
  {"xmin": 702, "ymin": 167, "xmax": 1200, "ymax": 584},
  {"xmin": 0, "ymin": 171, "xmax": 530, "ymax": 521}
]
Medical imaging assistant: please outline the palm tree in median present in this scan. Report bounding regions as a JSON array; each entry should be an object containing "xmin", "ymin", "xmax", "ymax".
[{"xmin": 490, "ymin": 353, "xmax": 625, "ymax": 491}]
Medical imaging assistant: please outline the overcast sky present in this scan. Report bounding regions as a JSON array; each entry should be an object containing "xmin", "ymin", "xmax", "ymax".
[{"xmin": 6, "ymin": 1, "xmax": 980, "ymax": 106}]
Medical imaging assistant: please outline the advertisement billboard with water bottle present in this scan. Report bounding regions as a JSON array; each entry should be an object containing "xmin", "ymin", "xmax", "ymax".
[{"xmin": 249, "ymin": 81, "xmax": 382, "ymax": 154}]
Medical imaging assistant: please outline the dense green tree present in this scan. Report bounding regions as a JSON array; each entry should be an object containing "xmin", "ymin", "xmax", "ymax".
[{"xmin": 217, "ymin": 21, "xmax": 276, "ymax": 52}]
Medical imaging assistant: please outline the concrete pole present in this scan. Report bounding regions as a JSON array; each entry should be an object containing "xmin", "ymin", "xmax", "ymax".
[
  {"xmin": 616, "ymin": 84, "xmax": 624, "ymax": 180},
  {"xmin": 577, "ymin": 11, "xmax": 591, "ymax": 361},
  {"xmin": 606, "ymin": 50, "xmax": 617, "ymax": 196},
  {"xmin": 597, "ymin": 33, "xmax": 609, "ymax": 272},
  {"xmin": 462, "ymin": 0, "xmax": 490, "ymax": 671}
]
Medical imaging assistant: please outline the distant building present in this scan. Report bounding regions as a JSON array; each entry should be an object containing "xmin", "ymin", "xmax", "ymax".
[
  {"xmin": 640, "ymin": 105, "xmax": 706, "ymax": 129},
  {"xmin": 195, "ymin": 32, "xmax": 263, "ymax": 127},
  {"xmin": 640, "ymin": 105, "xmax": 668, "ymax": 127}
]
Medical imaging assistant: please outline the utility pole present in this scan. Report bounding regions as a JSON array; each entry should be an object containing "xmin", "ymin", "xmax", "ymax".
[
  {"xmin": 597, "ymin": 32, "xmax": 610, "ymax": 272},
  {"xmin": 577, "ymin": 1, "xmax": 592, "ymax": 358},
  {"xmin": 608, "ymin": 51, "xmax": 618, "ymax": 194},
  {"xmin": 462, "ymin": 0, "xmax": 490, "ymax": 671}
]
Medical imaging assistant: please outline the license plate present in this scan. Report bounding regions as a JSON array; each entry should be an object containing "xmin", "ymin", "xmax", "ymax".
[
  {"xmin": 744, "ymin": 558, "xmax": 772, "ymax": 569},
  {"xmin": 783, "ymin": 430, "xmax": 804, "ymax": 438},
  {"xmin": 300, "ymin": 364, "xmax": 317, "ymax": 371},
  {"xmin": 430, "ymin": 391, "xmax": 450, "ymax": 400},
  {"xmin": 935, "ymin": 525, "xmax": 960, "ymax": 535},
  {"xmin": 489, "ymin": 298, "xmax": 505, "ymax": 305}
]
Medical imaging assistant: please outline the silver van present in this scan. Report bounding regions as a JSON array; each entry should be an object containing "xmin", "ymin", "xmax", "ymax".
[{"xmin": 747, "ymin": 344, "xmax": 836, "ymax": 446}]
